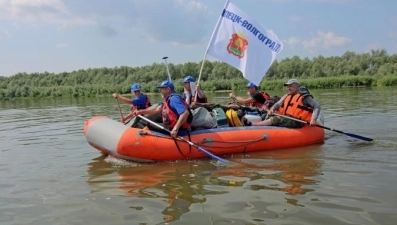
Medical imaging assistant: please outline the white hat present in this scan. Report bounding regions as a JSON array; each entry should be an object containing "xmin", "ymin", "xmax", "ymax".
[{"xmin": 284, "ymin": 79, "xmax": 300, "ymax": 86}]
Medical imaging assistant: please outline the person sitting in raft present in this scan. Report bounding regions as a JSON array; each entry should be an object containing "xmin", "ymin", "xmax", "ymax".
[
  {"xmin": 244, "ymin": 79, "xmax": 321, "ymax": 128},
  {"xmin": 113, "ymin": 83, "xmax": 151, "ymax": 123},
  {"xmin": 182, "ymin": 75, "xmax": 208, "ymax": 105},
  {"xmin": 229, "ymin": 82, "xmax": 270, "ymax": 111},
  {"xmin": 133, "ymin": 80, "xmax": 193, "ymax": 138}
]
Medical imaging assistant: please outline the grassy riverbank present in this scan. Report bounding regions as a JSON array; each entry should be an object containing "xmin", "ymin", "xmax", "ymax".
[
  {"xmin": 198, "ymin": 75, "xmax": 397, "ymax": 92},
  {"xmin": 4, "ymin": 75, "xmax": 396, "ymax": 100},
  {"xmin": 1, "ymin": 48, "xmax": 396, "ymax": 99},
  {"xmin": 1, "ymin": 75, "xmax": 396, "ymax": 100}
]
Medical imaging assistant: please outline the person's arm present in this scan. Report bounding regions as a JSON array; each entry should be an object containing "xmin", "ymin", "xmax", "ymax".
[
  {"xmin": 170, "ymin": 96, "xmax": 189, "ymax": 138},
  {"xmin": 268, "ymin": 94, "xmax": 287, "ymax": 115},
  {"xmin": 113, "ymin": 93, "xmax": 133, "ymax": 105},
  {"xmin": 196, "ymin": 86, "xmax": 206, "ymax": 99},
  {"xmin": 122, "ymin": 111, "xmax": 135, "ymax": 123},
  {"xmin": 169, "ymin": 97, "xmax": 190, "ymax": 138},
  {"xmin": 170, "ymin": 110, "xmax": 189, "ymax": 138},
  {"xmin": 304, "ymin": 96, "xmax": 321, "ymax": 126},
  {"xmin": 229, "ymin": 93, "xmax": 254, "ymax": 105},
  {"xmin": 135, "ymin": 105, "xmax": 162, "ymax": 116}
]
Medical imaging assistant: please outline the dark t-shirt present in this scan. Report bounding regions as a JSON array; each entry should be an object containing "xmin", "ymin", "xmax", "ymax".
[{"xmin": 251, "ymin": 92, "xmax": 266, "ymax": 104}]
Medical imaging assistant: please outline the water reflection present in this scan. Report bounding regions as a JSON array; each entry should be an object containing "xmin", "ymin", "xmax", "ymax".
[
  {"xmin": 87, "ymin": 157, "xmax": 221, "ymax": 222},
  {"xmin": 1, "ymin": 86, "xmax": 396, "ymax": 224},
  {"xmin": 212, "ymin": 145, "xmax": 322, "ymax": 199},
  {"xmin": 86, "ymin": 145, "xmax": 323, "ymax": 222}
]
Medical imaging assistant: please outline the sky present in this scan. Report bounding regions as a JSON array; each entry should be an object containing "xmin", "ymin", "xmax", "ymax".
[{"xmin": 0, "ymin": 0, "xmax": 396, "ymax": 77}]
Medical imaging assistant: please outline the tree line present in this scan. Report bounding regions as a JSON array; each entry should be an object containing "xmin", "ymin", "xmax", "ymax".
[{"xmin": 1, "ymin": 49, "xmax": 396, "ymax": 100}]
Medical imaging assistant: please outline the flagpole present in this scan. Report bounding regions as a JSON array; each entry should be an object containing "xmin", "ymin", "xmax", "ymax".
[{"xmin": 195, "ymin": 0, "xmax": 230, "ymax": 102}]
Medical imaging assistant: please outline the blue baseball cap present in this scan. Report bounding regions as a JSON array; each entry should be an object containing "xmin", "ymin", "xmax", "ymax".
[
  {"xmin": 156, "ymin": 80, "xmax": 175, "ymax": 90},
  {"xmin": 182, "ymin": 75, "xmax": 195, "ymax": 83},
  {"xmin": 131, "ymin": 83, "xmax": 141, "ymax": 91},
  {"xmin": 246, "ymin": 82, "xmax": 258, "ymax": 88}
]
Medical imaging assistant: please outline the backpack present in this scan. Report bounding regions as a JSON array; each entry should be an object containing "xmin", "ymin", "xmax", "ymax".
[
  {"xmin": 299, "ymin": 86, "xmax": 311, "ymax": 97},
  {"xmin": 264, "ymin": 96, "xmax": 281, "ymax": 109},
  {"xmin": 225, "ymin": 109, "xmax": 243, "ymax": 127}
]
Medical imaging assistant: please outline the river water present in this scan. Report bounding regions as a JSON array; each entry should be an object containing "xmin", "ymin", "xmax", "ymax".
[{"xmin": 0, "ymin": 87, "xmax": 396, "ymax": 225}]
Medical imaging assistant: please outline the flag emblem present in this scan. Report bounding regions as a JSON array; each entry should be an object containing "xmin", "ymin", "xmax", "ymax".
[
  {"xmin": 206, "ymin": 1, "xmax": 283, "ymax": 86},
  {"xmin": 227, "ymin": 33, "xmax": 248, "ymax": 58}
]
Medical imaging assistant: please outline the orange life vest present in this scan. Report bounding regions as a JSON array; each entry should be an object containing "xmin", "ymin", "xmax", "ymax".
[
  {"xmin": 162, "ymin": 94, "xmax": 192, "ymax": 129},
  {"xmin": 277, "ymin": 93, "xmax": 313, "ymax": 121}
]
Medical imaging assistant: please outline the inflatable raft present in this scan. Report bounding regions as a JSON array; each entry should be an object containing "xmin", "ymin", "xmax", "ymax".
[{"xmin": 83, "ymin": 115, "xmax": 325, "ymax": 163}]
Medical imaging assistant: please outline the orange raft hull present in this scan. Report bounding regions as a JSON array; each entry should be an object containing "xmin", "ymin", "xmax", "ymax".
[{"xmin": 84, "ymin": 116, "xmax": 325, "ymax": 163}]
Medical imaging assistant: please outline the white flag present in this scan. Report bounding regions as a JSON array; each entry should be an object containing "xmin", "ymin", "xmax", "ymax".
[{"xmin": 207, "ymin": 1, "xmax": 283, "ymax": 86}]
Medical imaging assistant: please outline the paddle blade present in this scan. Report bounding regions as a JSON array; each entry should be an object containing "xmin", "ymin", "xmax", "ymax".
[
  {"xmin": 197, "ymin": 147, "xmax": 229, "ymax": 164},
  {"xmin": 343, "ymin": 132, "xmax": 373, "ymax": 142}
]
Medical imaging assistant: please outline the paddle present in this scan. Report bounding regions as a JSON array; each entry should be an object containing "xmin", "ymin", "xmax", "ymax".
[
  {"xmin": 113, "ymin": 95, "xmax": 136, "ymax": 125},
  {"xmin": 274, "ymin": 113, "xmax": 373, "ymax": 142},
  {"xmin": 137, "ymin": 115, "xmax": 229, "ymax": 164},
  {"xmin": 115, "ymin": 98, "xmax": 124, "ymax": 122},
  {"xmin": 162, "ymin": 56, "xmax": 172, "ymax": 81},
  {"xmin": 123, "ymin": 116, "xmax": 135, "ymax": 125}
]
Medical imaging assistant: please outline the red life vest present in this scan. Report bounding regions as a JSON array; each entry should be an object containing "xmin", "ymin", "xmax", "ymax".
[
  {"xmin": 143, "ymin": 94, "xmax": 151, "ymax": 109},
  {"xmin": 277, "ymin": 92, "xmax": 313, "ymax": 121},
  {"xmin": 162, "ymin": 94, "xmax": 192, "ymax": 129},
  {"xmin": 249, "ymin": 91, "xmax": 270, "ymax": 107}
]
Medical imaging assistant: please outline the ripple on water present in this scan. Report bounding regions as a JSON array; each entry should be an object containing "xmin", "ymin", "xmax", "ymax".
[{"xmin": 0, "ymin": 90, "xmax": 396, "ymax": 225}]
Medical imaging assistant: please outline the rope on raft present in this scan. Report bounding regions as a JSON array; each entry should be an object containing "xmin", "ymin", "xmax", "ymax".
[{"xmin": 138, "ymin": 131, "xmax": 266, "ymax": 149}]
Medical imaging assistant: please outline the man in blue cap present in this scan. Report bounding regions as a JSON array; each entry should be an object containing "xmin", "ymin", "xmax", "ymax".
[
  {"xmin": 229, "ymin": 82, "xmax": 270, "ymax": 110},
  {"xmin": 182, "ymin": 75, "xmax": 207, "ymax": 105},
  {"xmin": 134, "ymin": 80, "xmax": 192, "ymax": 138},
  {"xmin": 113, "ymin": 83, "xmax": 151, "ymax": 123}
]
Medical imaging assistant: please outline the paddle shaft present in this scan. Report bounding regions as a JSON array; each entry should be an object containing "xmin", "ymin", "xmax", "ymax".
[
  {"xmin": 162, "ymin": 57, "xmax": 172, "ymax": 81},
  {"xmin": 274, "ymin": 113, "xmax": 373, "ymax": 142},
  {"xmin": 137, "ymin": 115, "xmax": 229, "ymax": 163},
  {"xmin": 276, "ymin": 113, "xmax": 346, "ymax": 132},
  {"xmin": 115, "ymin": 98, "xmax": 124, "ymax": 121},
  {"xmin": 123, "ymin": 114, "xmax": 135, "ymax": 125}
]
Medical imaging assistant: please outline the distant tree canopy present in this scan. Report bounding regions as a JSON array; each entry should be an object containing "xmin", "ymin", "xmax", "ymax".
[{"xmin": 1, "ymin": 49, "xmax": 397, "ymax": 99}]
